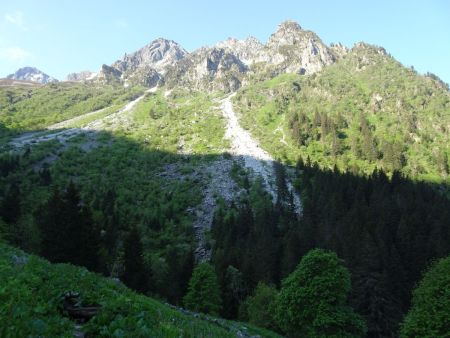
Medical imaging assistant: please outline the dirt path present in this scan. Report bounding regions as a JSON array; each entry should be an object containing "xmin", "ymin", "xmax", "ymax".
[{"xmin": 220, "ymin": 94, "xmax": 302, "ymax": 214}]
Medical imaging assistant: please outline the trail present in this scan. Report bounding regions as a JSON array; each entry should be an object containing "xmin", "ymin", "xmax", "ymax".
[{"xmin": 220, "ymin": 93, "xmax": 302, "ymax": 214}]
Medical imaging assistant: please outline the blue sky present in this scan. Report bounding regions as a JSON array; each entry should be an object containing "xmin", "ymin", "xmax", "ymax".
[{"xmin": 1, "ymin": 0, "xmax": 449, "ymax": 83}]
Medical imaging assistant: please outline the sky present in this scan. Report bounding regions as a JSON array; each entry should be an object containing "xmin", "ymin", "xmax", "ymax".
[{"xmin": 0, "ymin": 0, "xmax": 449, "ymax": 83}]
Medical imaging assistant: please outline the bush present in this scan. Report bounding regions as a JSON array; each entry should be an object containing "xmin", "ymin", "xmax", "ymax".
[{"xmin": 244, "ymin": 282, "xmax": 278, "ymax": 331}]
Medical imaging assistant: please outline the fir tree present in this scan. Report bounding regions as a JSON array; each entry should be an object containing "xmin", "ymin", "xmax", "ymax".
[
  {"xmin": 183, "ymin": 263, "xmax": 222, "ymax": 315},
  {"xmin": 122, "ymin": 226, "xmax": 149, "ymax": 293}
]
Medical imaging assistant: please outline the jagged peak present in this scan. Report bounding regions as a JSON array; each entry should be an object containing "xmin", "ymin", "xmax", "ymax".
[
  {"xmin": 267, "ymin": 20, "xmax": 310, "ymax": 47},
  {"xmin": 276, "ymin": 20, "xmax": 302, "ymax": 32},
  {"xmin": 352, "ymin": 42, "xmax": 387, "ymax": 55}
]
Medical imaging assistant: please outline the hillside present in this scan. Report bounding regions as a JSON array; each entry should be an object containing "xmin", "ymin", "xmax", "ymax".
[
  {"xmin": 0, "ymin": 242, "xmax": 280, "ymax": 337},
  {"xmin": 233, "ymin": 43, "xmax": 450, "ymax": 183}
]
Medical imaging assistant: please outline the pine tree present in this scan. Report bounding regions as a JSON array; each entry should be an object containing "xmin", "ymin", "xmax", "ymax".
[
  {"xmin": 122, "ymin": 226, "xmax": 149, "ymax": 293},
  {"xmin": 38, "ymin": 187, "xmax": 66, "ymax": 262},
  {"xmin": 1, "ymin": 183, "xmax": 21, "ymax": 224},
  {"xmin": 183, "ymin": 263, "xmax": 222, "ymax": 315},
  {"xmin": 38, "ymin": 182, "xmax": 99, "ymax": 270}
]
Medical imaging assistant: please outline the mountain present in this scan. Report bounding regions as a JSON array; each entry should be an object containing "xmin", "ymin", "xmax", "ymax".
[
  {"xmin": 6, "ymin": 66, "xmax": 58, "ymax": 84},
  {"xmin": 1, "ymin": 19, "xmax": 449, "ymax": 338},
  {"xmin": 96, "ymin": 20, "xmax": 344, "ymax": 90},
  {"xmin": 65, "ymin": 70, "xmax": 96, "ymax": 82},
  {"xmin": 96, "ymin": 38, "xmax": 187, "ymax": 87}
]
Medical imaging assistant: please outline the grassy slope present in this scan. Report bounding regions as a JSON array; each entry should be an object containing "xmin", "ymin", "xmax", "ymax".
[
  {"xmin": 234, "ymin": 45, "xmax": 450, "ymax": 183},
  {"xmin": 0, "ymin": 82, "xmax": 145, "ymax": 138},
  {"xmin": 0, "ymin": 242, "xmax": 281, "ymax": 337}
]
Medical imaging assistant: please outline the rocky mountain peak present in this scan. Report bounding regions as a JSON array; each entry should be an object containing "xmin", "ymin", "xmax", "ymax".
[
  {"xmin": 277, "ymin": 20, "xmax": 302, "ymax": 32},
  {"xmin": 215, "ymin": 36, "xmax": 263, "ymax": 66},
  {"xmin": 112, "ymin": 38, "xmax": 187, "ymax": 74},
  {"xmin": 6, "ymin": 67, "xmax": 57, "ymax": 84},
  {"xmin": 256, "ymin": 20, "xmax": 336, "ymax": 75},
  {"xmin": 268, "ymin": 20, "xmax": 304, "ymax": 46}
]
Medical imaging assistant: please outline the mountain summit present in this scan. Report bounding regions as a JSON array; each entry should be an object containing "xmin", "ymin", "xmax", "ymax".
[
  {"xmin": 96, "ymin": 38, "xmax": 187, "ymax": 87},
  {"xmin": 112, "ymin": 38, "xmax": 187, "ymax": 74},
  {"xmin": 6, "ymin": 67, "xmax": 57, "ymax": 84}
]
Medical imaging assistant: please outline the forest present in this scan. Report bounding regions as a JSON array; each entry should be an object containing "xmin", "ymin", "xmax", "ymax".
[{"xmin": 2, "ymin": 144, "xmax": 449, "ymax": 336}]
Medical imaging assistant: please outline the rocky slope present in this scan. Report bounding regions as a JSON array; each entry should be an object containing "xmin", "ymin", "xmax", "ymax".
[{"xmin": 6, "ymin": 67, "xmax": 57, "ymax": 84}]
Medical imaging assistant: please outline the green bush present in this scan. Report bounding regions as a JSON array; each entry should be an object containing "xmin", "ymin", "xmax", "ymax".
[{"xmin": 244, "ymin": 282, "xmax": 278, "ymax": 331}]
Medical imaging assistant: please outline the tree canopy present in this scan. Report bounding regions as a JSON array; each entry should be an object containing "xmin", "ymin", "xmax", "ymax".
[{"xmin": 274, "ymin": 249, "xmax": 366, "ymax": 337}]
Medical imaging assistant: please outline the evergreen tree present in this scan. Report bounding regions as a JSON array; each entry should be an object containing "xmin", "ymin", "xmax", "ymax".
[
  {"xmin": 1, "ymin": 183, "xmax": 21, "ymax": 224},
  {"xmin": 38, "ymin": 182, "xmax": 99, "ymax": 270},
  {"xmin": 183, "ymin": 263, "xmax": 222, "ymax": 315},
  {"xmin": 222, "ymin": 265, "xmax": 247, "ymax": 319},
  {"xmin": 38, "ymin": 187, "xmax": 66, "ymax": 262},
  {"xmin": 122, "ymin": 226, "xmax": 149, "ymax": 293}
]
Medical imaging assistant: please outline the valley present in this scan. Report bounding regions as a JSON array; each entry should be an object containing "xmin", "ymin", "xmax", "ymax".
[{"xmin": 1, "ymin": 18, "xmax": 449, "ymax": 338}]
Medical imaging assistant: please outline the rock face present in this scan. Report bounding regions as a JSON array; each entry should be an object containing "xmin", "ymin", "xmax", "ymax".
[
  {"xmin": 7, "ymin": 67, "xmax": 57, "ymax": 84},
  {"xmin": 215, "ymin": 36, "xmax": 264, "ymax": 66},
  {"xmin": 256, "ymin": 20, "xmax": 339, "ymax": 75},
  {"xmin": 65, "ymin": 71, "xmax": 96, "ymax": 82},
  {"xmin": 97, "ymin": 20, "xmax": 349, "ymax": 90},
  {"xmin": 96, "ymin": 38, "xmax": 186, "ymax": 87},
  {"xmin": 112, "ymin": 38, "xmax": 187, "ymax": 74},
  {"xmin": 165, "ymin": 47, "xmax": 248, "ymax": 92}
]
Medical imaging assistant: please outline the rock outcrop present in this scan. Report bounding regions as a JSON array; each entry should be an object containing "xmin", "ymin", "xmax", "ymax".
[
  {"xmin": 65, "ymin": 71, "xmax": 96, "ymax": 82},
  {"xmin": 215, "ymin": 36, "xmax": 264, "ymax": 66},
  {"xmin": 255, "ymin": 20, "xmax": 338, "ymax": 75},
  {"xmin": 165, "ymin": 47, "xmax": 248, "ymax": 92}
]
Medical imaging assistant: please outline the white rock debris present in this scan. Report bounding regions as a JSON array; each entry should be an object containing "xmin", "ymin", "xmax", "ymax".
[{"xmin": 220, "ymin": 93, "xmax": 302, "ymax": 214}]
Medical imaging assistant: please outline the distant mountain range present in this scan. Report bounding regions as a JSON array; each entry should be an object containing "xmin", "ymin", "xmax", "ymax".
[{"xmin": 6, "ymin": 66, "xmax": 58, "ymax": 84}]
